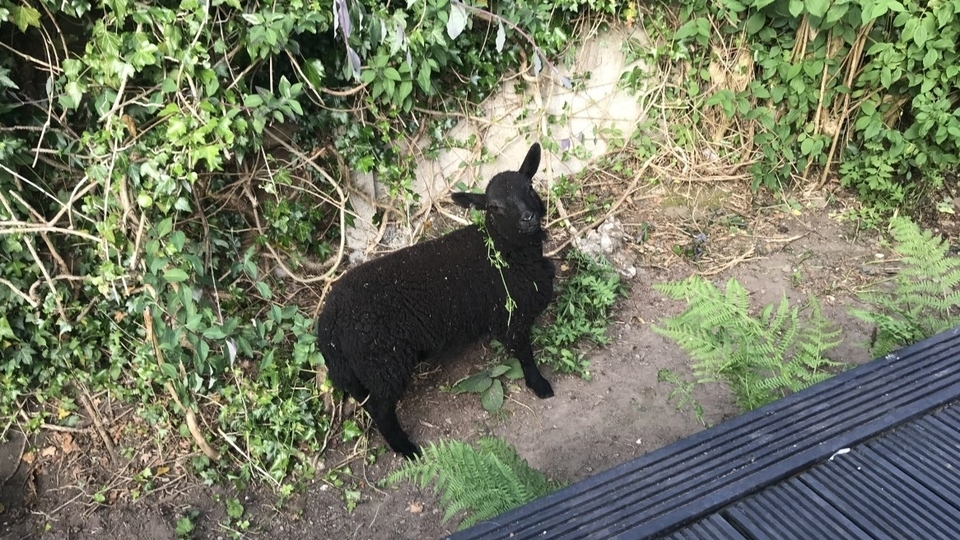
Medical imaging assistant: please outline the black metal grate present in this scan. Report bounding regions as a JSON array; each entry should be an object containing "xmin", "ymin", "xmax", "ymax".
[{"xmin": 450, "ymin": 326, "xmax": 960, "ymax": 540}]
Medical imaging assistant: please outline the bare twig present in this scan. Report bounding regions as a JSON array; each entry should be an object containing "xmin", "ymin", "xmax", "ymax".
[
  {"xmin": 263, "ymin": 130, "xmax": 350, "ymax": 283},
  {"xmin": 0, "ymin": 277, "xmax": 39, "ymax": 308},
  {"xmin": 0, "ymin": 222, "xmax": 104, "ymax": 244},
  {"xmin": 547, "ymin": 153, "xmax": 657, "ymax": 257},
  {"xmin": 216, "ymin": 428, "xmax": 280, "ymax": 488},
  {"xmin": 38, "ymin": 424, "xmax": 95, "ymax": 434},
  {"xmin": 77, "ymin": 387, "xmax": 119, "ymax": 464},
  {"xmin": 818, "ymin": 22, "xmax": 873, "ymax": 189},
  {"xmin": 697, "ymin": 246, "xmax": 758, "ymax": 276},
  {"xmin": 0, "ymin": 41, "xmax": 61, "ymax": 73}
]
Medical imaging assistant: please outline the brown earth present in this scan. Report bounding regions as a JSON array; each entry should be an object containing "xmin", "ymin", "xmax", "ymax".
[{"xmin": 2, "ymin": 180, "xmax": 956, "ymax": 540}]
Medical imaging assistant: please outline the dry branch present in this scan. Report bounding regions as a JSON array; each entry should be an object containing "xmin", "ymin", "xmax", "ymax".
[
  {"xmin": 78, "ymin": 387, "xmax": 119, "ymax": 465},
  {"xmin": 142, "ymin": 308, "xmax": 221, "ymax": 461}
]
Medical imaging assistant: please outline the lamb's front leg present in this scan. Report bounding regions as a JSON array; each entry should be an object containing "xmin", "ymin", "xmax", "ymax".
[{"xmin": 506, "ymin": 334, "xmax": 554, "ymax": 399}]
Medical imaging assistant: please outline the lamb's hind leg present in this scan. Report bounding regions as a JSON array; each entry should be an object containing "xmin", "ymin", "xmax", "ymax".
[{"xmin": 364, "ymin": 395, "xmax": 420, "ymax": 459}]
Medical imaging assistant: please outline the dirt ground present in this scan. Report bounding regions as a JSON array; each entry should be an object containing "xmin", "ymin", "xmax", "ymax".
[{"xmin": 4, "ymin": 179, "xmax": 954, "ymax": 540}]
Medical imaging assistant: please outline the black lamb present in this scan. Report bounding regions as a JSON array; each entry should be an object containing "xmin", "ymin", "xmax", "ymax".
[{"xmin": 316, "ymin": 143, "xmax": 555, "ymax": 459}]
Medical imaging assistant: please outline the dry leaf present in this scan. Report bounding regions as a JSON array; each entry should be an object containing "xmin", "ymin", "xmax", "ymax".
[
  {"xmin": 407, "ymin": 501, "xmax": 424, "ymax": 514},
  {"xmin": 40, "ymin": 446, "xmax": 57, "ymax": 458},
  {"xmin": 22, "ymin": 451, "xmax": 35, "ymax": 464},
  {"xmin": 121, "ymin": 115, "xmax": 137, "ymax": 137},
  {"xmin": 59, "ymin": 434, "xmax": 78, "ymax": 454},
  {"xmin": 156, "ymin": 466, "xmax": 170, "ymax": 476}
]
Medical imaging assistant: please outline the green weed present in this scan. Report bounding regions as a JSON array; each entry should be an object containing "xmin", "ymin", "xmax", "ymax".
[
  {"xmin": 852, "ymin": 217, "xmax": 960, "ymax": 356},
  {"xmin": 533, "ymin": 250, "xmax": 624, "ymax": 378},
  {"xmin": 655, "ymin": 276, "xmax": 844, "ymax": 411},
  {"xmin": 388, "ymin": 437, "xmax": 565, "ymax": 530},
  {"xmin": 175, "ymin": 508, "xmax": 200, "ymax": 540},
  {"xmin": 657, "ymin": 369, "xmax": 705, "ymax": 425},
  {"xmin": 449, "ymin": 354, "xmax": 525, "ymax": 413}
]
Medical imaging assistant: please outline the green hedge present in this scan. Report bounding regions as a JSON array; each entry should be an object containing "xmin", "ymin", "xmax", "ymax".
[
  {"xmin": 635, "ymin": 0, "xmax": 959, "ymax": 216},
  {"xmin": 0, "ymin": 0, "xmax": 614, "ymax": 481}
]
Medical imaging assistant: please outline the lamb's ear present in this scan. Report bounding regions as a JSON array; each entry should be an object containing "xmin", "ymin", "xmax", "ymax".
[
  {"xmin": 452, "ymin": 192, "xmax": 487, "ymax": 210},
  {"xmin": 518, "ymin": 143, "xmax": 541, "ymax": 178}
]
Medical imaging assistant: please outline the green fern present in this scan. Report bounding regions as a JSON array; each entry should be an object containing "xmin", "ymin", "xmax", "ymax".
[
  {"xmin": 387, "ymin": 437, "xmax": 564, "ymax": 530},
  {"xmin": 654, "ymin": 276, "xmax": 844, "ymax": 411},
  {"xmin": 852, "ymin": 217, "xmax": 960, "ymax": 357}
]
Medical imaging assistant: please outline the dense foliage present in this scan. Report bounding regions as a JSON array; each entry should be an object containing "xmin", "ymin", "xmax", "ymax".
[
  {"xmin": 0, "ymin": 0, "xmax": 613, "ymax": 481},
  {"xmin": 632, "ymin": 0, "xmax": 960, "ymax": 218}
]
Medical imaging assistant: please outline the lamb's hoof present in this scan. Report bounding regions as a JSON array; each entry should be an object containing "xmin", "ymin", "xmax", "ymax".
[
  {"xmin": 528, "ymin": 378, "xmax": 554, "ymax": 399},
  {"xmin": 392, "ymin": 440, "xmax": 422, "ymax": 460}
]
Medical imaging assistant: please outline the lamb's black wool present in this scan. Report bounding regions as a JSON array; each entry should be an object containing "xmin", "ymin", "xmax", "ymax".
[{"xmin": 316, "ymin": 143, "xmax": 555, "ymax": 458}]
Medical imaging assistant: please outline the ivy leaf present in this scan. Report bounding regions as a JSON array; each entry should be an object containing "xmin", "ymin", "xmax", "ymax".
[
  {"xmin": 303, "ymin": 59, "xmax": 325, "ymax": 90},
  {"xmin": 389, "ymin": 22, "xmax": 406, "ymax": 55},
  {"xmin": 397, "ymin": 80, "xmax": 413, "ymax": 104},
  {"xmin": 203, "ymin": 326, "xmax": 228, "ymax": 340},
  {"xmin": 159, "ymin": 362, "xmax": 178, "ymax": 380},
  {"xmin": 805, "ymin": 0, "xmax": 828, "ymax": 18},
  {"xmin": 495, "ymin": 21, "xmax": 506, "ymax": 52},
  {"xmin": 446, "ymin": 2, "xmax": 468, "ymax": 40},
  {"xmin": 342, "ymin": 419, "xmax": 362, "ymax": 442},
  {"xmin": 9, "ymin": 5, "xmax": 41, "ymax": 32},
  {"xmin": 155, "ymin": 217, "xmax": 174, "ymax": 238},
  {"xmin": 745, "ymin": 12, "xmax": 765, "ymax": 34},
  {"xmin": 417, "ymin": 63, "xmax": 432, "ymax": 93},
  {"xmin": 61, "ymin": 81, "xmax": 83, "ymax": 110},
  {"xmin": 481, "ymin": 380, "xmax": 504, "ymax": 412},
  {"xmin": 0, "ymin": 316, "xmax": 16, "ymax": 341},
  {"xmin": 163, "ymin": 268, "xmax": 189, "ymax": 283},
  {"xmin": 503, "ymin": 359, "xmax": 524, "ymax": 380},
  {"xmin": 913, "ymin": 20, "xmax": 928, "ymax": 48},
  {"xmin": 255, "ymin": 281, "xmax": 273, "ymax": 300},
  {"xmin": 788, "ymin": 0, "xmax": 804, "ymax": 17},
  {"xmin": 384, "ymin": 67, "xmax": 401, "ymax": 82}
]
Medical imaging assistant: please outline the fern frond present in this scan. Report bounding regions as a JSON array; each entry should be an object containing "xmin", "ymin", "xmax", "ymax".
[
  {"xmin": 854, "ymin": 217, "xmax": 960, "ymax": 356},
  {"xmin": 387, "ymin": 437, "xmax": 564, "ymax": 530},
  {"xmin": 655, "ymin": 276, "xmax": 844, "ymax": 411}
]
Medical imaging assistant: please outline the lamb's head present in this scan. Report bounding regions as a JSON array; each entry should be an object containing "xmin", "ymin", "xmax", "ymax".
[{"xmin": 452, "ymin": 143, "xmax": 546, "ymax": 247}]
